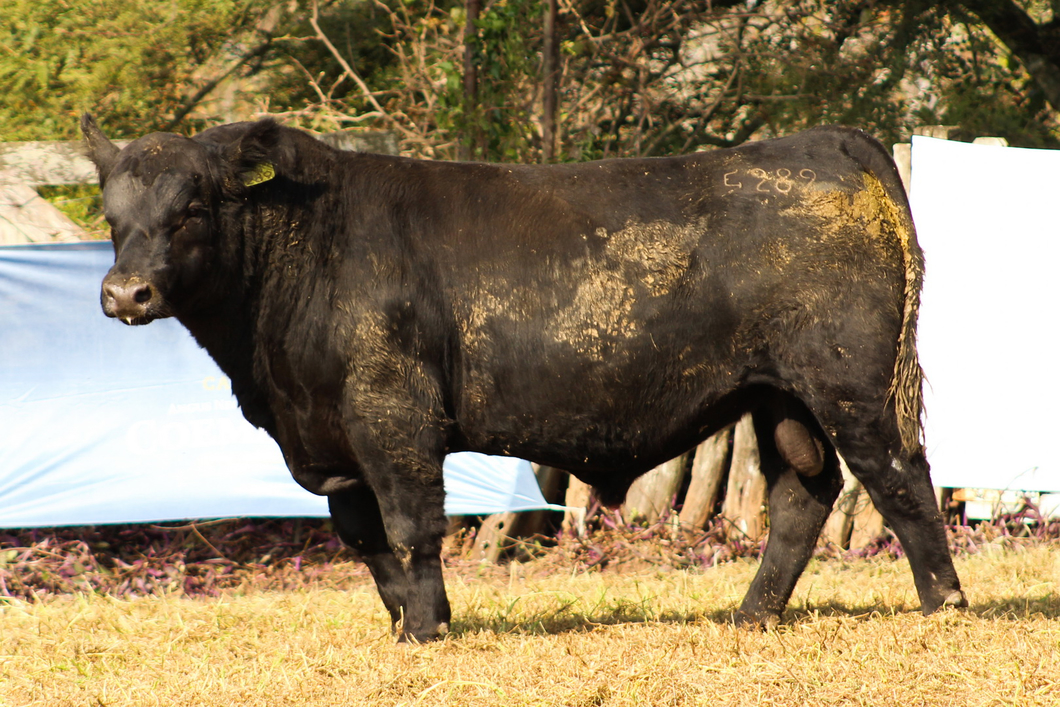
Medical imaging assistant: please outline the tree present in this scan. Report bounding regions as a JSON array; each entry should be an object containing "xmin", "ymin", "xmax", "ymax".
[
  {"xmin": 946, "ymin": 0, "xmax": 1060, "ymax": 112},
  {"xmin": 547, "ymin": 0, "xmax": 1060, "ymax": 155},
  {"xmin": 0, "ymin": 0, "xmax": 291, "ymax": 140},
  {"xmin": 2, "ymin": 0, "xmax": 1056, "ymax": 151},
  {"xmin": 887, "ymin": 0, "xmax": 1060, "ymax": 147},
  {"xmin": 292, "ymin": 0, "xmax": 1058, "ymax": 160}
]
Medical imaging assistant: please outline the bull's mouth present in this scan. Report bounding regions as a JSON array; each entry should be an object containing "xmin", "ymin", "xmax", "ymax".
[
  {"xmin": 101, "ymin": 300, "xmax": 162, "ymax": 325},
  {"xmin": 116, "ymin": 313, "xmax": 157, "ymax": 326},
  {"xmin": 101, "ymin": 299, "xmax": 168, "ymax": 326}
]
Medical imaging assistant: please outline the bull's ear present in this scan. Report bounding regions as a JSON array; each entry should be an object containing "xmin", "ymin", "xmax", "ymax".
[
  {"xmin": 80, "ymin": 114, "xmax": 120, "ymax": 184},
  {"xmin": 221, "ymin": 118, "xmax": 283, "ymax": 191}
]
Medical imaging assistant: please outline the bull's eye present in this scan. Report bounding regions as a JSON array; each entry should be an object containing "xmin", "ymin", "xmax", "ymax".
[{"xmin": 186, "ymin": 205, "xmax": 206, "ymax": 220}]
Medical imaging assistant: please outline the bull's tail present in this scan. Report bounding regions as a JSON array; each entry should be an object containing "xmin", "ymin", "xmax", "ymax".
[
  {"xmin": 891, "ymin": 213, "xmax": 926, "ymax": 456},
  {"xmin": 839, "ymin": 128, "xmax": 926, "ymax": 455}
]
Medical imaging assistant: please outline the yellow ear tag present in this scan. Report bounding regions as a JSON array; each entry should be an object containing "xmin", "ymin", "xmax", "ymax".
[{"xmin": 242, "ymin": 162, "xmax": 275, "ymax": 187}]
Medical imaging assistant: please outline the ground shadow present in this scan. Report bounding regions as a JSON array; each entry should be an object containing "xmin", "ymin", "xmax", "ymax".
[{"xmin": 448, "ymin": 595, "xmax": 1060, "ymax": 638}]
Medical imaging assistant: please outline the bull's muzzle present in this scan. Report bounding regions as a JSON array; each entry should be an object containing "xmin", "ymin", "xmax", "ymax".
[{"xmin": 101, "ymin": 275, "xmax": 155, "ymax": 325}]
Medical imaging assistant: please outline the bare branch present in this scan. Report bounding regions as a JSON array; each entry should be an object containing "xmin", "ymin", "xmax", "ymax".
[
  {"xmin": 949, "ymin": 0, "xmax": 1060, "ymax": 112},
  {"xmin": 164, "ymin": 38, "xmax": 275, "ymax": 131},
  {"xmin": 309, "ymin": 0, "xmax": 419, "ymax": 141}
]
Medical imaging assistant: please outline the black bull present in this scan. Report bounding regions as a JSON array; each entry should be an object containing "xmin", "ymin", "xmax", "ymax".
[{"xmin": 81, "ymin": 115, "xmax": 965, "ymax": 641}]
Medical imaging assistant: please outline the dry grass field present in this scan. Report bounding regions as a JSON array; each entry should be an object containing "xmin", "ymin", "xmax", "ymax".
[{"xmin": 2, "ymin": 543, "xmax": 1059, "ymax": 707}]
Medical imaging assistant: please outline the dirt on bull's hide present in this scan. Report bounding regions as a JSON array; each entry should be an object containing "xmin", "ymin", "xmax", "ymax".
[
  {"xmin": 549, "ymin": 218, "xmax": 704, "ymax": 360},
  {"xmin": 456, "ymin": 216, "xmax": 704, "ymax": 363}
]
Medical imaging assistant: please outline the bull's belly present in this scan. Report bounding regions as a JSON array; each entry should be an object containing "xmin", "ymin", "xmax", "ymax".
[
  {"xmin": 464, "ymin": 421, "xmax": 728, "ymax": 477},
  {"xmin": 451, "ymin": 353, "xmax": 745, "ymax": 475}
]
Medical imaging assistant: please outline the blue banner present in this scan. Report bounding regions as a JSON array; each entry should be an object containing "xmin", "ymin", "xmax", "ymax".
[{"xmin": 0, "ymin": 242, "xmax": 557, "ymax": 527}]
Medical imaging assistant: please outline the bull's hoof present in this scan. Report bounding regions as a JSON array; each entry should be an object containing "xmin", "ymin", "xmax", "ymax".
[
  {"xmin": 733, "ymin": 610, "xmax": 781, "ymax": 631},
  {"xmin": 923, "ymin": 589, "xmax": 968, "ymax": 615},
  {"xmin": 396, "ymin": 621, "xmax": 450, "ymax": 644}
]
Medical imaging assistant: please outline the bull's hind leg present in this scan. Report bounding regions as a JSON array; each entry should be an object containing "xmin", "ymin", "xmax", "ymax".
[
  {"xmin": 735, "ymin": 395, "xmax": 843, "ymax": 628},
  {"xmin": 832, "ymin": 425, "xmax": 966, "ymax": 614},
  {"xmin": 328, "ymin": 488, "xmax": 411, "ymax": 632}
]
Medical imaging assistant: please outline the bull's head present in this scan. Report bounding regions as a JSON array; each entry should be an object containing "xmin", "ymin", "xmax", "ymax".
[{"xmin": 80, "ymin": 114, "xmax": 278, "ymax": 325}]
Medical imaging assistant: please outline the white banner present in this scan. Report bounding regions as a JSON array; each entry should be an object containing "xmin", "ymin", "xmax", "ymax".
[{"xmin": 912, "ymin": 136, "xmax": 1060, "ymax": 491}]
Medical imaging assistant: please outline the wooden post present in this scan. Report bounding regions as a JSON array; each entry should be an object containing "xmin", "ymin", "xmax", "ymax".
[
  {"xmin": 849, "ymin": 488, "xmax": 886, "ymax": 549},
  {"xmin": 0, "ymin": 140, "xmax": 119, "ymax": 245},
  {"xmin": 622, "ymin": 454, "xmax": 689, "ymax": 524},
  {"xmin": 471, "ymin": 464, "xmax": 565, "ymax": 563},
  {"xmin": 0, "ymin": 134, "xmax": 394, "ymax": 245},
  {"xmin": 892, "ymin": 142, "xmax": 911, "ymax": 195},
  {"xmin": 679, "ymin": 426, "xmax": 733, "ymax": 530},
  {"xmin": 914, "ymin": 125, "xmax": 961, "ymax": 140},
  {"xmin": 511, "ymin": 464, "xmax": 565, "ymax": 538},
  {"xmin": 562, "ymin": 476, "xmax": 593, "ymax": 537},
  {"xmin": 471, "ymin": 511, "xmax": 516, "ymax": 562},
  {"xmin": 0, "ymin": 184, "xmax": 84, "ymax": 244},
  {"xmin": 721, "ymin": 413, "xmax": 766, "ymax": 542},
  {"xmin": 468, "ymin": 516, "xmax": 508, "ymax": 564},
  {"xmin": 821, "ymin": 455, "xmax": 860, "ymax": 549}
]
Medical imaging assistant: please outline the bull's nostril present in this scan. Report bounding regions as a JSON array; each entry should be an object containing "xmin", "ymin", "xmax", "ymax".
[{"xmin": 133, "ymin": 284, "xmax": 152, "ymax": 304}]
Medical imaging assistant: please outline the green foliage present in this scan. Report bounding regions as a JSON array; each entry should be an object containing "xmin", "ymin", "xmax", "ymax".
[
  {"xmin": 459, "ymin": 0, "xmax": 541, "ymax": 160},
  {"xmin": 0, "ymin": 0, "xmax": 274, "ymax": 140},
  {"xmin": 0, "ymin": 0, "xmax": 1056, "ymax": 155},
  {"xmin": 37, "ymin": 184, "xmax": 107, "ymax": 239},
  {"xmin": 933, "ymin": 79, "xmax": 1058, "ymax": 146},
  {"xmin": 907, "ymin": 8, "xmax": 1059, "ymax": 148},
  {"xmin": 259, "ymin": 1, "xmax": 397, "ymax": 132},
  {"xmin": 736, "ymin": 3, "xmax": 912, "ymax": 145}
]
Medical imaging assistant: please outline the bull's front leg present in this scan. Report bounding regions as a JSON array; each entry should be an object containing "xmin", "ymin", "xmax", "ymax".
[
  {"xmin": 343, "ymin": 403, "xmax": 452, "ymax": 641},
  {"xmin": 357, "ymin": 446, "xmax": 451, "ymax": 642},
  {"xmin": 340, "ymin": 317, "xmax": 457, "ymax": 642}
]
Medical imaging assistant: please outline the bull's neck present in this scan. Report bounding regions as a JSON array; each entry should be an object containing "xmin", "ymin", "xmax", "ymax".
[
  {"xmin": 178, "ymin": 272, "xmax": 275, "ymax": 436},
  {"xmin": 185, "ymin": 183, "xmax": 329, "ymax": 435},
  {"xmin": 239, "ymin": 193, "xmax": 322, "ymax": 286}
]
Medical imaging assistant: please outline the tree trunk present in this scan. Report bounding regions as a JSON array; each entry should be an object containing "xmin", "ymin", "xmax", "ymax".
[
  {"xmin": 721, "ymin": 413, "xmax": 766, "ymax": 542},
  {"xmin": 540, "ymin": 0, "xmax": 560, "ymax": 162},
  {"xmin": 678, "ymin": 426, "xmax": 733, "ymax": 530},
  {"xmin": 460, "ymin": 0, "xmax": 482, "ymax": 161},
  {"xmin": 622, "ymin": 454, "xmax": 689, "ymax": 524}
]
